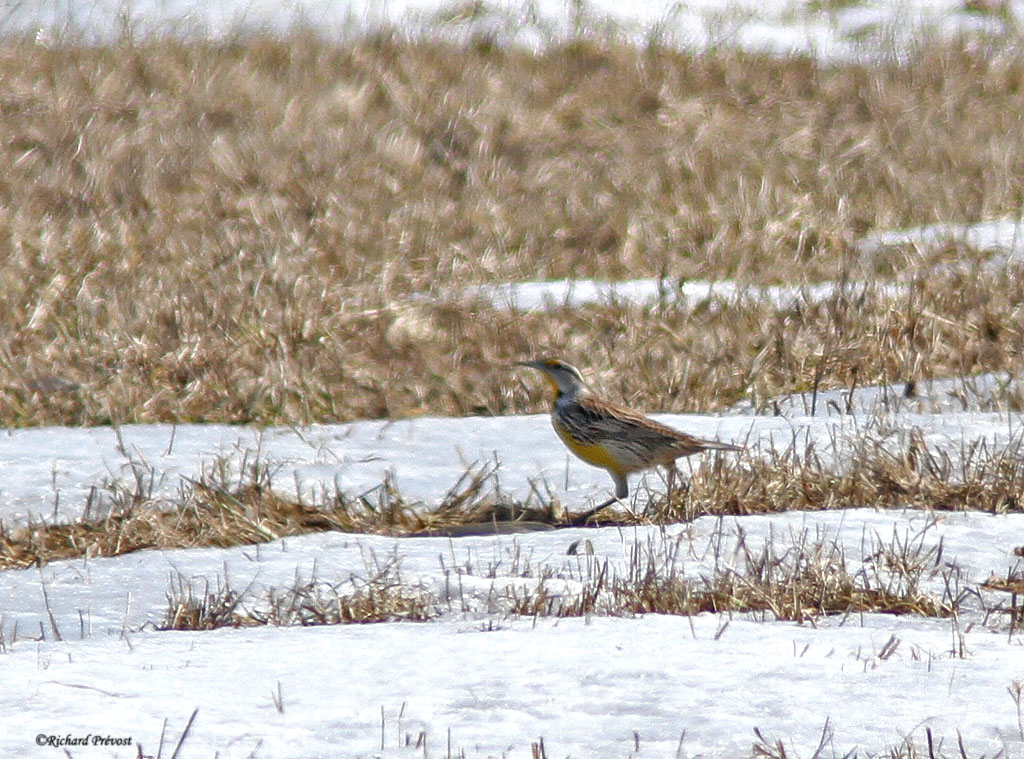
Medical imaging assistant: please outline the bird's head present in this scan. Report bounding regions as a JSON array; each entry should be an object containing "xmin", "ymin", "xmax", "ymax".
[{"xmin": 515, "ymin": 358, "xmax": 586, "ymax": 401}]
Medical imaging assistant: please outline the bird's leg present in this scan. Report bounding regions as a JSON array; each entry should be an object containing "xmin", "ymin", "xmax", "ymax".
[
  {"xmin": 678, "ymin": 467, "xmax": 691, "ymax": 495},
  {"xmin": 571, "ymin": 473, "xmax": 628, "ymax": 525},
  {"xmin": 572, "ymin": 495, "xmax": 620, "ymax": 524}
]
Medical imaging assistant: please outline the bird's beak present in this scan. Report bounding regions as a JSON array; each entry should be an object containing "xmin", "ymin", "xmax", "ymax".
[{"xmin": 514, "ymin": 360, "xmax": 558, "ymax": 397}]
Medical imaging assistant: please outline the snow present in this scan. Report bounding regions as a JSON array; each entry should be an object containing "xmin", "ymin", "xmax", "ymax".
[
  {"xmin": 727, "ymin": 371, "xmax": 1024, "ymax": 417},
  {"xmin": 6, "ymin": 2, "xmax": 1024, "ymax": 756},
  {"xmin": 1, "ymin": 270, "xmax": 1023, "ymax": 759},
  {"xmin": 5, "ymin": 507, "xmax": 1024, "ymax": 757},
  {"xmin": 7, "ymin": 405, "xmax": 1024, "ymax": 527},
  {"xmin": 13, "ymin": 613, "xmax": 1024, "ymax": 758},
  {"xmin": 5, "ymin": 397, "xmax": 1024, "ymax": 756},
  {"xmin": 452, "ymin": 277, "xmax": 905, "ymax": 312},
  {"xmin": 455, "ymin": 216, "xmax": 1024, "ymax": 314},
  {"xmin": 857, "ymin": 219, "xmax": 1024, "ymax": 267},
  {"xmin": 0, "ymin": 414, "xmax": 753, "ymax": 524},
  {"xmin": 438, "ymin": 217, "xmax": 1024, "ymax": 316},
  {"xmin": 5, "ymin": 0, "xmax": 1023, "ymax": 61}
]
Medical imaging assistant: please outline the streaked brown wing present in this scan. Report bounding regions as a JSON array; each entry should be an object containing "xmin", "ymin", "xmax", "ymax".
[{"xmin": 571, "ymin": 396, "xmax": 719, "ymax": 461}]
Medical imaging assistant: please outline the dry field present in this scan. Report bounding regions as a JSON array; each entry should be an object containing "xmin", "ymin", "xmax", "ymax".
[
  {"xmin": 3, "ymin": 25, "xmax": 1024, "ymax": 566},
  {"xmin": 5, "ymin": 25, "xmax": 1024, "ymax": 758},
  {"xmin": 1, "ymin": 31, "xmax": 1023, "ymax": 427}
]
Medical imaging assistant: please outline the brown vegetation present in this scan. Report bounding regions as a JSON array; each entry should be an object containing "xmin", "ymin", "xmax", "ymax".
[
  {"xmin": 662, "ymin": 430, "xmax": 1024, "ymax": 521},
  {"xmin": 157, "ymin": 501, "xmax": 955, "ymax": 633},
  {"xmin": 5, "ymin": 430, "xmax": 1024, "ymax": 570},
  {"xmin": 0, "ymin": 35, "xmax": 1023, "ymax": 425}
]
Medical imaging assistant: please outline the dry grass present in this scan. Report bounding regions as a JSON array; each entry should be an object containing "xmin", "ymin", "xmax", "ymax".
[
  {"xmin": 1, "ymin": 33, "xmax": 1024, "ymax": 425},
  {"xmin": 5, "ymin": 428, "xmax": 1024, "ymax": 570},
  {"xmin": 160, "ymin": 558, "xmax": 437, "ymax": 630},
  {"xmin": 360, "ymin": 715, "xmax": 1002, "ymax": 759},
  {"xmin": 752, "ymin": 722, "xmax": 1000, "ymax": 759},
  {"xmin": 656, "ymin": 430, "xmax": 1024, "ymax": 523},
  {"xmin": 6, "ymin": 23, "xmax": 1020, "ymax": 759},
  {"xmin": 0, "ymin": 479, "xmax": 344, "ymax": 569},
  {"xmin": 157, "ymin": 510, "xmax": 956, "ymax": 634},
  {"xmin": 505, "ymin": 523, "xmax": 955, "ymax": 622},
  {"xmin": 365, "ymin": 722, "xmax": 1007, "ymax": 759},
  {"xmin": 0, "ymin": 457, "xmax": 562, "ymax": 570}
]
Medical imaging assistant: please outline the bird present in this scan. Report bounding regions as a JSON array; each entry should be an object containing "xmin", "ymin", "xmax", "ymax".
[{"xmin": 516, "ymin": 358, "xmax": 742, "ymax": 521}]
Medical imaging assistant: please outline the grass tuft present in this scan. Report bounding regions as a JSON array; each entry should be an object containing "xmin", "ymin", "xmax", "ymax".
[
  {"xmin": 506, "ymin": 525, "xmax": 955, "ymax": 622},
  {"xmin": 651, "ymin": 431, "xmax": 1024, "ymax": 522},
  {"xmin": 157, "ymin": 517, "xmax": 958, "ymax": 632},
  {"xmin": 159, "ymin": 559, "xmax": 437, "ymax": 631},
  {"xmin": 4, "ymin": 429, "xmax": 1024, "ymax": 570}
]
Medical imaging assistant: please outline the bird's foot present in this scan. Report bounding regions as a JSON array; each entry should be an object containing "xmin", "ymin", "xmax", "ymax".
[{"xmin": 568, "ymin": 497, "xmax": 619, "ymax": 526}]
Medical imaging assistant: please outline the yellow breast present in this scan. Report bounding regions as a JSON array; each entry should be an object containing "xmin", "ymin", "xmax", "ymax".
[{"xmin": 552, "ymin": 417, "xmax": 624, "ymax": 474}]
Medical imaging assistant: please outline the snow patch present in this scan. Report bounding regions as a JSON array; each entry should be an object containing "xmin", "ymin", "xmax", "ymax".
[{"xmin": 455, "ymin": 277, "xmax": 904, "ymax": 312}]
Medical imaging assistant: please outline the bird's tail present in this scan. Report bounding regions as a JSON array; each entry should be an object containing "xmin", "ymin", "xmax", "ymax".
[{"xmin": 701, "ymin": 439, "xmax": 743, "ymax": 452}]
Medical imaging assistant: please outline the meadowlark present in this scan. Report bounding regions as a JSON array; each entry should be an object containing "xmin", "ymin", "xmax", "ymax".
[{"xmin": 517, "ymin": 358, "xmax": 741, "ymax": 520}]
